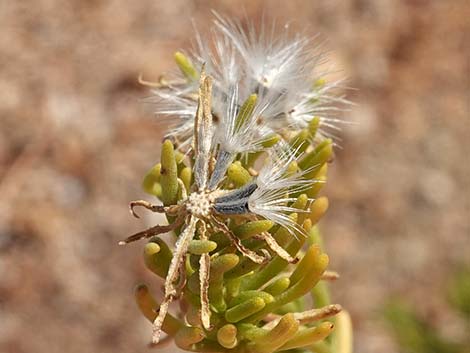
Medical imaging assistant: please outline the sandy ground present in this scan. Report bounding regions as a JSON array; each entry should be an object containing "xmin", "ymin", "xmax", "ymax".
[{"xmin": 0, "ymin": 1, "xmax": 468, "ymax": 352}]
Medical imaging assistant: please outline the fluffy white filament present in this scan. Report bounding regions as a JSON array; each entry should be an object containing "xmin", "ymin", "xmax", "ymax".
[
  {"xmin": 150, "ymin": 13, "xmax": 347, "ymax": 150},
  {"xmin": 248, "ymin": 143, "xmax": 317, "ymax": 236},
  {"xmin": 216, "ymin": 85, "xmax": 268, "ymax": 154}
]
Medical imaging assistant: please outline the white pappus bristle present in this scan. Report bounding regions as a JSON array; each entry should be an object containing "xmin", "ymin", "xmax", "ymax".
[{"xmin": 248, "ymin": 143, "xmax": 318, "ymax": 236}]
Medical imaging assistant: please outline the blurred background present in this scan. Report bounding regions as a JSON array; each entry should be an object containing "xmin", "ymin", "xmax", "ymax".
[{"xmin": 0, "ymin": 1, "xmax": 468, "ymax": 352}]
